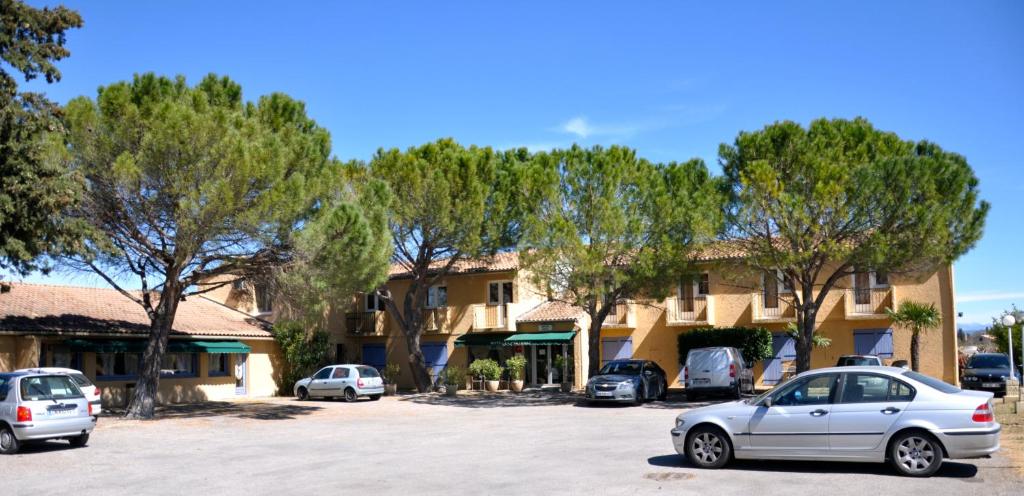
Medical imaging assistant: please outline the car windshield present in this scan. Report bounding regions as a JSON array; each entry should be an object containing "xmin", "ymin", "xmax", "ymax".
[
  {"xmin": 356, "ymin": 366, "xmax": 380, "ymax": 378},
  {"xmin": 69, "ymin": 373, "xmax": 93, "ymax": 388},
  {"xmin": 902, "ymin": 370, "xmax": 961, "ymax": 394},
  {"xmin": 968, "ymin": 355, "xmax": 1010, "ymax": 369},
  {"xmin": 599, "ymin": 362, "xmax": 642, "ymax": 375},
  {"xmin": 19, "ymin": 375, "xmax": 84, "ymax": 401}
]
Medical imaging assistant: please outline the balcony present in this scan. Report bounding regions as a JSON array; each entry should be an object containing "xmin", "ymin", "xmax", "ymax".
[
  {"xmin": 665, "ymin": 295, "xmax": 714, "ymax": 326},
  {"xmin": 345, "ymin": 311, "xmax": 387, "ymax": 336},
  {"xmin": 845, "ymin": 288, "xmax": 893, "ymax": 319},
  {"xmin": 472, "ymin": 303, "xmax": 520, "ymax": 331},
  {"xmin": 602, "ymin": 302, "xmax": 636, "ymax": 328},
  {"xmin": 751, "ymin": 292, "xmax": 797, "ymax": 323},
  {"xmin": 423, "ymin": 307, "xmax": 454, "ymax": 334}
]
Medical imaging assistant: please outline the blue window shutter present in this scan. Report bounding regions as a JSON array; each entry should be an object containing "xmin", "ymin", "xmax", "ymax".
[
  {"xmin": 876, "ymin": 329, "xmax": 894, "ymax": 358},
  {"xmin": 362, "ymin": 344, "xmax": 386, "ymax": 370}
]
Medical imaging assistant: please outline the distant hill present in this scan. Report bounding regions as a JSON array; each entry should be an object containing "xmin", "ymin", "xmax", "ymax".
[{"xmin": 958, "ymin": 322, "xmax": 989, "ymax": 333}]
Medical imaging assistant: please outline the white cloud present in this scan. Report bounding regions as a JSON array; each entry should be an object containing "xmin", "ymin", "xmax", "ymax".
[
  {"xmin": 562, "ymin": 117, "xmax": 594, "ymax": 138},
  {"xmin": 557, "ymin": 116, "xmax": 642, "ymax": 140},
  {"xmin": 958, "ymin": 292, "xmax": 1024, "ymax": 303}
]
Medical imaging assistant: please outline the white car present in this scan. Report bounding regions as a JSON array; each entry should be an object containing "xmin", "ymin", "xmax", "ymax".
[
  {"xmin": 17, "ymin": 367, "xmax": 102, "ymax": 416},
  {"xmin": 1, "ymin": 371, "xmax": 96, "ymax": 454},
  {"xmin": 671, "ymin": 366, "xmax": 1000, "ymax": 476},
  {"xmin": 294, "ymin": 364, "xmax": 385, "ymax": 402}
]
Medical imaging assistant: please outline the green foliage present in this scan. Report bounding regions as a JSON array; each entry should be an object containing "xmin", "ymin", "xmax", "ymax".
[
  {"xmin": 441, "ymin": 366, "xmax": 466, "ymax": 387},
  {"xmin": 0, "ymin": 0, "xmax": 86, "ymax": 275},
  {"xmin": 720, "ymin": 117, "xmax": 988, "ymax": 372},
  {"xmin": 381, "ymin": 363, "xmax": 401, "ymax": 384},
  {"xmin": 468, "ymin": 358, "xmax": 503, "ymax": 381},
  {"xmin": 886, "ymin": 301, "xmax": 942, "ymax": 334},
  {"xmin": 273, "ymin": 320, "xmax": 330, "ymax": 395},
  {"xmin": 786, "ymin": 323, "xmax": 831, "ymax": 348},
  {"xmin": 676, "ymin": 327, "xmax": 774, "ymax": 365},
  {"xmin": 505, "ymin": 354, "xmax": 528, "ymax": 381}
]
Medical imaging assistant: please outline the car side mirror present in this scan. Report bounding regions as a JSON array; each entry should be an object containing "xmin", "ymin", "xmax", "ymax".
[
  {"xmin": 644, "ymin": 370, "xmax": 653, "ymax": 376},
  {"xmin": 761, "ymin": 396, "xmax": 773, "ymax": 408}
]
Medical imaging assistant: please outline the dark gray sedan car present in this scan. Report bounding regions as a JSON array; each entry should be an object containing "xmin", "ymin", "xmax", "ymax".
[
  {"xmin": 961, "ymin": 353, "xmax": 1020, "ymax": 397},
  {"xmin": 585, "ymin": 360, "xmax": 668, "ymax": 404}
]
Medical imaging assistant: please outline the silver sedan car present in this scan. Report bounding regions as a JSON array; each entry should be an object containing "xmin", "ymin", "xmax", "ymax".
[
  {"xmin": 294, "ymin": 364, "xmax": 385, "ymax": 402},
  {"xmin": 670, "ymin": 366, "xmax": 1000, "ymax": 477}
]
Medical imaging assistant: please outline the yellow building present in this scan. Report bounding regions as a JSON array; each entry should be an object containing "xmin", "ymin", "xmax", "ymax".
[
  {"xmin": 0, "ymin": 283, "xmax": 283, "ymax": 407},
  {"xmin": 208, "ymin": 251, "xmax": 960, "ymax": 392}
]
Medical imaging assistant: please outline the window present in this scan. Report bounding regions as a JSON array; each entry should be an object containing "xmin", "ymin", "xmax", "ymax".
[
  {"xmin": 96, "ymin": 353, "xmax": 141, "ymax": 379},
  {"xmin": 161, "ymin": 353, "xmax": 197, "ymax": 377},
  {"xmin": 356, "ymin": 366, "xmax": 380, "ymax": 378},
  {"xmin": 0, "ymin": 377, "xmax": 9, "ymax": 401},
  {"xmin": 331, "ymin": 367, "xmax": 349, "ymax": 379},
  {"xmin": 313, "ymin": 367, "xmax": 333, "ymax": 380},
  {"xmin": 902, "ymin": 370, "xmax": 961, "ymax": 394},
  {"xmin": 773, "ymin": 373, "xmax": 837, "ymax": 406},
  {"xmin": 889, "ymin": 380, "xmax": 915, "ymax": 401},
  {"xmin": 697, "ymin": 274, "xmax": 710, "ymax": 295},
  {"xmin": 487, "ymin": 281, "xmax": 513, "ymax": 305},
  {"xmin": 20, "ymin": 375, "xmax": 83, "ymax": 401},
  {"xmin": 231, "ymin": 278, "xmax": 245, "ymax": 291},
  {"xmin": 208, "ymin": 353, "xmax": 230, "ymax": 377},
  {"xmin": 427, "ymin": 285, "xmax": 447, "ymax": 308},
  {"xmin": 874, "ymin": 271, "xmax": 889, "ymax": 286},
  {"xmin": 840, "ymin": 373, "xmax": 890, "ymax": 403},
  {"xmin": 967, "ymin": 354, "xmax": 1010, "ymax": 369},
  {"xmin": 365, "ymin": 292, "xmax": 385, "ymax": 312},
  {"xmin": 254, "ymin": 279, "xmax": 274, "ymax": 313}
]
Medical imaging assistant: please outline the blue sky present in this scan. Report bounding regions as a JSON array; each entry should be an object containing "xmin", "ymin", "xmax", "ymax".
[{"xmin": 12, "ymin": 1, "xmax": 1024, "ymax": 327}]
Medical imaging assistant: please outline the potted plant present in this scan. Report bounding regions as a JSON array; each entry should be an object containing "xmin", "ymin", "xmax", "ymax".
[
  {"xmin": 442, "ymin": 366, "xmax": 465, "ymax": 397},
  {"xmin": 469, "ymin": 358, "xmax": 503, "ymax": 392},
  {"xmin": 553, "ymin": 355, "xmax": 572, "ymax": 392},
  {"xmin": 381, "ymin": 363, "xmax": 400, "ymax": 396},
  {"xmin": 506, "ymin": 354, "xmax": 527, "ymax": 392}
]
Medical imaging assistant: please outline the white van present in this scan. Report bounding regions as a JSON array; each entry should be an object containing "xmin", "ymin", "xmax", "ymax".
[{"xmin": 683, "ymin": 347, "xmax": 754, "ymax": 401}]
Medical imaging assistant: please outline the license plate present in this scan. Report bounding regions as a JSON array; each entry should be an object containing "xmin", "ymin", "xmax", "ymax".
[
  {"xmin": 48, "ymin": 408, "xmax": 75, "ymax": 416},
  {"xmin": 692, "ymin": 378, "xmax": 710, "ymax": 384},
  {"xmin": 596, "ymin": 391, "xmax": 613, "ymax": 397},
  {"xmin": 983, "ymin": 382, "xmax": 1001, "ymax": 388}
]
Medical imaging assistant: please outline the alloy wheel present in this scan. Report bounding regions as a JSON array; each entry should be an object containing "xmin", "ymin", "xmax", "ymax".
[
  {"xmin": 896, "ymin": 436, "xmax": 936, "ymax": 474},
  {"xmin": 0, "ymin": 429, "xmax": 13, "ymax": 451},
  {"xmin": 690, "ymin": 432, "xmax": 724, "ymax": 465}
]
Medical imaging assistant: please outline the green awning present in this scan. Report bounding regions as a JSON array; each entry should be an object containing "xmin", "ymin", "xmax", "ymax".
[
  {"xmin": 454, "ymin": 332, "xmax": 513, "ymax": 348},
  {"xmin": 65, "ymin": 339, "xmax": 249, "ymax": 354},
  {"xmin": 502, "ymin": 331, "xmax": 576, "ymax": 346}
]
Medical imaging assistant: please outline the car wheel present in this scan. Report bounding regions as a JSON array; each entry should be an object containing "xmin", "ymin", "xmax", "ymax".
[
  {"xmin": 657, "ymin": 380, "xmax": 668, "ymax": 401},
  {"xmin": 0, "ymin": 425, "xmax": 20, "ymax": 455},
  {"xmin": 344, "ymin": 388, "xmax": 358, "ymax": 403},
  {"xmin": 685, "ymin": 391, "xmax": 697, "ymax": 402},
  {"xmin": 733, "ymin": 382, "xmax": 742, "ymax": 399},
  {"xmin": 686, "ymin": 426, "xmax": 732, "ymax": 469},
  {"xmin": 296, "ymin": 387, "xmax": 309, "ymax": 401},
  {"xmin": 889, "ymin": 431, "xmax": 944, "ymax": 477},
  {"xmin": 635, "ymin": 385, "xmax": 646, "ymax": 405},
  {"xmin": 369, "ymin": 394, "xmax": 382, "ymax": 401},
  {"xmin": 69, "ymin": 433, "xmax": 89, "ymax": 448}
]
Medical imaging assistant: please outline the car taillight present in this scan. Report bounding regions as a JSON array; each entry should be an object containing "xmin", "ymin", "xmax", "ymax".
[
  {"xmin": 357, "ymin": 379, "xmax": 365, "ymax": 388},
  {"xmin": 729, "ymin": 364, "xmax": 736, "ymax": 378},
  {"xmin": 683, "ymin": 366, "xmax": 688, "ymax": 381},
  {"xmin": 972, "ymin": 403, "xmax": 994, "ymax": 423},
  {"xmin": 94, "ymin": 387, "xmax": 101, "ymax": 397},
  {"xmin": 16, "ymin": 406, "xmax": 32, "ymax": 422},
  {"xmin": 88, "ymin": 403, "xmax": 93, "ymax": 415}
]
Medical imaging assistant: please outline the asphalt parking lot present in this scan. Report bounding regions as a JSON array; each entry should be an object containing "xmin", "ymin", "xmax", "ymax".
[{"xmin": 4, "ymin": 392, "xmax": 1022, "ymax": 495}]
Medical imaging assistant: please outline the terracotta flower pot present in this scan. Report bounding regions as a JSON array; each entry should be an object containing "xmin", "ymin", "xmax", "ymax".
[
  {"xmin": 511, "ymin": 380, "xmax": 524, "ymax": 392},
  {"xmin": 384, "ymin": 384, "xmax": 398, "ymax": 396},
  {"xmin": 485, "ymin": 380, "xmax": 500, "ymax": 392}
]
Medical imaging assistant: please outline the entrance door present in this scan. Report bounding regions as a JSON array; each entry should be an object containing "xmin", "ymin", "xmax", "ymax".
[
  {"xmin": 362, "ymin": 344, "xmax": 386, "ymax": 371},
  {"xmin": 532, "ymin": 345, "xmax": 551, "ymax": 386},
  {"xmin": 421, "ymin": 343, "xmax": 449, "ymax": 385},
  {"xmin": 234, "ymin": 353, "xmax": 248, "ymax": 395},
  {"xmin": 763, "ymin": 334, "xmax": 796, "ymax": 385},
  {"xmin": 854, "ymin": 272, "xmax": 871, "ymax": 305}
]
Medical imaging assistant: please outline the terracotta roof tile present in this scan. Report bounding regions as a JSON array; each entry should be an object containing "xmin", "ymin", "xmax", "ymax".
[
  {"xmin": 0, "ymin": 283, "xmax": 272, "ymax": 339},
  {"xmin": 516, "ymin": 300, "xmax": 586, "ymax": 323},
  {"xmin": 389, "ymin": 252, "xmax": 518, "ymax": 279}
]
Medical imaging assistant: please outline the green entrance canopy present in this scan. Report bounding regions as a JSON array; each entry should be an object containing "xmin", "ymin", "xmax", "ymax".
[
  {"xmin": 502, "ymin": 331, "xmax": 576, "ymax": 347},
  {"xmin": 66, "ymin": 339, "xmax": 250, "ymax": 354},
  {"xmin": 454, "ymin": 332, "xmax": 513, "ymax": 348}
]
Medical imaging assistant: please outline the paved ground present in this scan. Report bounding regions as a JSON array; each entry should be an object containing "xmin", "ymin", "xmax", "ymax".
[{"xmin": 5, "ymin": 392, "xmax": 1022, "ymax": 495}]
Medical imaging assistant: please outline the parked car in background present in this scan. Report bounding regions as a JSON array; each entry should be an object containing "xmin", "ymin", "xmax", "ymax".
[
  {"xmin": 585, "ymin": 360, "xmax": 668, "ymax": 404},
  {"xmin": 683, "ymin": 347, "xmax": 754, "ymax": 401},
  {"xmin": 1, "ymin": 371, "xmax": 97, "ymax": 454},
  {"xmin": 670, "ymin": 366, "xmax": 1000, "ymax": 477},
  {"xmin": 836, "ymin": 355, "xmax": 883, "ymax": 367},
  {"xmin": 961, "ymin": 353, "xmax": 1020, "ymax": 397},
  {"xmin": 294, "ymin": 364, "xmax": 385, "ymax": 402},
  {"xmin": 17, "ymin": 367, "xmax": 102, "ymax": 416}
]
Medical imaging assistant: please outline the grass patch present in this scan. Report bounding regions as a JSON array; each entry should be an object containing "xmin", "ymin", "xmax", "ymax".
[{"xmin": 995, "ymin": 400, "xmax": 1024, "ymax": 474}]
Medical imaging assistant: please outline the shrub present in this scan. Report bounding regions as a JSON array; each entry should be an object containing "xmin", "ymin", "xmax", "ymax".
[
  {"xmin": 505, "ymin": 354, "xmax": 527, "ymax": 381},
  {"xmin": 273, "ymin": 320, "xmax": 331, "ymax": 395},
  {"xmin": 442, "ymin": 366, "xmax": 466, "ymax": 387},
  {"xmin": 468, "ymin": 358, "xmax": 503, "ymax": 381},
  {"xmin": 381, "ymin": 363, "xmax": 401, "ymax": 384},
  {"xmin": 677, "ymin": 327, "xmax": 773, "ymax": 365}
]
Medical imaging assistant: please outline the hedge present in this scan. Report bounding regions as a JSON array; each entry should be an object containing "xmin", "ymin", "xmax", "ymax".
[{"xmin": 677, "ymin": 327, "xmax": 774, "ymax": 365}]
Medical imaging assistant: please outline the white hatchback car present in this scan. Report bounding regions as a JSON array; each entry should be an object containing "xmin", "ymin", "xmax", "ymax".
[
  {"xmin": 1, "ymin": 371, "xmax": 96, "ymax": 454},
  {"xmin": 294, "ymin": 364, "xmax": 385, "ymax": 402},
  {"xmin": 671, "ymin": 366, "xmax": 1000, "ymax": 477},
  {"xmin": 18, "ymin": 367, "xmax": 102, "ymax": 416}
]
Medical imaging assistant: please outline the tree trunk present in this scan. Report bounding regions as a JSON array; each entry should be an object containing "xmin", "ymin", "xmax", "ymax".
[
  {"xmin": 402, "ymin": 324, "xmax": 433, "ymax": 392},
  {"xmin": 124, "ymin": 282, "xmax": 182, "ymax": 419},
  {"xmin": 587, "ymin": 317, "xmax": 602, "ymax": 379},
  {"xmin": 910, "ymin": 329, "xmax": 921, "ymax": 372},
  {"xmin": 795, "ymin": 306, "xmax": 817, "ymax": 373}
]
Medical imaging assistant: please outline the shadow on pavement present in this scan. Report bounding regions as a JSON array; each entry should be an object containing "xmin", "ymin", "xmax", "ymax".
[
  {"xmin": 397, "ymin": 390, "xmax": 732, "ymax": 410},
  {"xmin": 12, "ymin": 440, "xmax": 86, "ymax": 455},
  {"xmin": 647, "ymin": 454, "xmax": 980, "ymax": 478},
  {"xmin": 104, "ymin": 401, "xmax": 323, "ymax": 421}
]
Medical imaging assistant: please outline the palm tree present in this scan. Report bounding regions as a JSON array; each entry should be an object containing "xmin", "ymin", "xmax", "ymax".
[{"xmin": 886, "ymin": 301, "xmax": 942, "ymax": 371}]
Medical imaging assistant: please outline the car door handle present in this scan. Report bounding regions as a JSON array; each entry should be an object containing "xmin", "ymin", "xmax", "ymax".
[
  {"xmin": 881, "ymin": 407, "xmax": 901, "ymax": 415},
  {"xmin": 809, "ymin": 409, "xmax": 828, "ymax": 417}
]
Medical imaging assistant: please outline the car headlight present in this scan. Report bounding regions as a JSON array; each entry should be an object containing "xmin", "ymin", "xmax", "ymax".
[
  {"xmin": 964, "ymin": 376, "xmax": 977, "ymax": 382},
  {"xmin": 617, "ymin": 381, "xmax": 634, "ymax": 390},
  {"xmin": 675, "ymin": 417, "xmax": 685, "ymax": 428}
]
